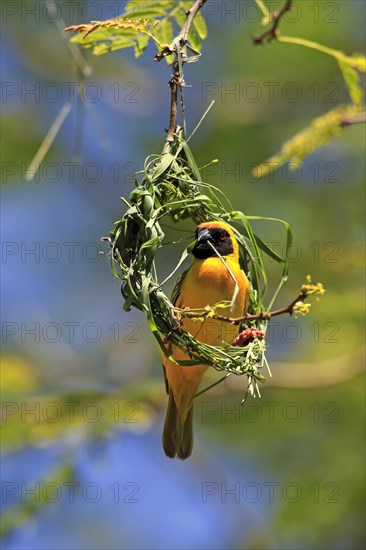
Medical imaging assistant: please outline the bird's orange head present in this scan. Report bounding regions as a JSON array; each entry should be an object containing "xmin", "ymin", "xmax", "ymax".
[{"xmin": 192, "ymin": 221, "xmax": 240, "ymax": 262}]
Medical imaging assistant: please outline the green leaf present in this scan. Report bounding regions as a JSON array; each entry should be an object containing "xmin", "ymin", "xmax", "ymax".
[
  {"xmin": 180, "ymin": 140, "xmax": 201, "ymax": 181},
  {"xmin": 125, "ymin": 8, "xmax": 167, "ymax": 18},
  {"xmin": 187, "ymin": 25, "xmax": 201, "ymax": 51},
  {"xmin": 135, "ymin": 32, "xmax": 150, "ymax": 57},
  {"xmin": 70, "ymin": 25, "xmax": 150, "ymax": 56},
  {"xmin": 173, "ymin": 8, "xmax": 187, "ymax": 28},
  {"xmin": 193, "ymin": 12, "xmax": 207, "ymax": 39},
  {"xmin": 154, "ymin": 18, "xmax": 173, "ymax": 47},
  {"xmin": 253, "ymin": 234, "xmax": 285, "ymax": 264},
  {"xmin": 230, "ymin": 211, "xmax": 267, "ymax": 299},
  {"xmin": 126, "ymin": 0, "xmax": 175, "ymax": 13},
  {"xmin": 151, "ymin": 153, "xmax": 175, "ymax": 179},
  {"xmin": 248, "ymin": 216, "xmax": 293, "ymax": 279},
  {"xmin": 97, "ymin": 39, "xmax": 136, "ymax": 55},
  {"xmin": 123, "ymin": 2, "xmax": 169, "ymax": 18}
]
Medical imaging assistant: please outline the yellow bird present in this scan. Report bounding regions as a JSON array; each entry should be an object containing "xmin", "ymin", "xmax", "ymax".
[{"xmin": 162, "ymin": 221, "xmax": 250, "ymax": 459}]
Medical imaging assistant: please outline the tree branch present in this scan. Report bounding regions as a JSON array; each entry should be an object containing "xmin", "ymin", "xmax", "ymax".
[
  {"xmin": 165, "ymin": 70, "xmax": 179, "ymax": 144},
  {"xmin": 176, "ymin": 291, "xmax": 307, "ymax": 325},
  {"xmin": 253, "ymin": 0, "xmax": 292, "ymax": 45},
  {"xmin": 158, "ymin": 0, "xmax": 207, "ymax": 152},
  {"xmin": 174, "ymin": 278, "xmax": 325, "ymax": 326},
  {"xmin": 178, "ymin": 0, "xmax": 207, "ymax": 45},
  {"xmin": 154, "ymin": 0, "xmax": 207, "ymax": 61}
]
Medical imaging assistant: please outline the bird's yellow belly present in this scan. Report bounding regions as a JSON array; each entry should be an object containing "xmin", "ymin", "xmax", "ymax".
[
  {"xmin": 163, "ymin": 244, "xmax": 249, "ymax": 421},
  {"xmin": 177, "ymin": 257, "xmax": 248, "ymax": 351}
]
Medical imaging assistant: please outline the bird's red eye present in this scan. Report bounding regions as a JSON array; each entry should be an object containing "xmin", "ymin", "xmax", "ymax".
[{"xmin": 219, "ymin": 235, "xmax": 226, "ymax": 241}]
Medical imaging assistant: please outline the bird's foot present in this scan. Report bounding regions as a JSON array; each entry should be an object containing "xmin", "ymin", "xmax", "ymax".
[
  {"xmin": 232, "ymin": 328, "xmax": 266, "ymax": 347},
  {"xmin": 171, "ymin": 306, "xmax": 190, "ymax": 331}
]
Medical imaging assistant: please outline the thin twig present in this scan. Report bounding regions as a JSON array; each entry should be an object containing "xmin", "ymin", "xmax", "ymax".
[
  {"xmin": 154, "ymin": 0, "xmax": 207, "ymax": 61},
  {"xmin": 160, "ymin": 0, "xmax": 208, "ymax": 152},
  {"xmin": 166, "ymin": 69, "xmax": 179, "ymax": 142},
  {"xmin": 178, "ymin": 0, "xmax": 207, "ymax": 45},
  {"xmin": 176, "ymin": 290, "xmax": 309, "ymax": 326},
  {"xmin": 253, "ymin": 0, "xmax": 292, "ymax": 45}
]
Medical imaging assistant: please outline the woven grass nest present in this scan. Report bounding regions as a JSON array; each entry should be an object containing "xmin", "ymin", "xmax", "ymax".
[{"xmin": 106, "ymin": 132, "xmax": 293, "ymax": 399}]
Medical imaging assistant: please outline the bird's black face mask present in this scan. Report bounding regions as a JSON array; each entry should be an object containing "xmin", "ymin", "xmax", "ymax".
[{"xmin": 192, "ymin": 227, "xmax": 234, "ymax": 259}]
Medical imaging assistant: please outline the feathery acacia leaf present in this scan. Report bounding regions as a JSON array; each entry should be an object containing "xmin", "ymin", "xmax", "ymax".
[
  {"xmin": 65, "ymin": 1, "xmax": 208, "ymax": 58},
  {"xmin": 254, "ymin": 105, "xmax": 361, "ymax": 177},
  {"xmin": 338, "ymin": 60, "xmax": 364, "ymax": 107},
  {"xmin": 66, "ymin": 17, "xmax": 163, "ymax": 55}
]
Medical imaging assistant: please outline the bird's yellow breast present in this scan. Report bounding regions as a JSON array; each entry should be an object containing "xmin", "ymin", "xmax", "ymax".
[
  {"xmin": 177, "ymin": 256, "xmax": 249, "ymax": 348},
  {"xmin": 180, "ymin": 257, "xmax": 248, "ymax": 312},
  {"xmin": 162, "ymin": 246, "xmax": 250, "ymax": 414}
]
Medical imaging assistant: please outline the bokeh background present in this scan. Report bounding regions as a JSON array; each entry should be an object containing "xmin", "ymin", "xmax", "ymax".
[{"xmin": 1, "ymin": 1, "xmax": 365, "ymax": 549}]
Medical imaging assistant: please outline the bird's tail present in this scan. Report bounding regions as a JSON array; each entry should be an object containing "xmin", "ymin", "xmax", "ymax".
[{"xmin": 162, "ymin": 392, "xmax": 194, "ymax": 460}]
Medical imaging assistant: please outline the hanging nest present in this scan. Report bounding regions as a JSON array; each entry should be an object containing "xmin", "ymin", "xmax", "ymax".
[{"xmin": 107, "ymin": 132, "xmax": 293, "ymax": 396}]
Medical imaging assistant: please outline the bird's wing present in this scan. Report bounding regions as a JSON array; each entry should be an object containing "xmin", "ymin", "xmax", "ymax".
[
  {"xmin": 162, "ymin": 357, "xmax": 170, "ymax": 394},
  {"xmin": 170, "ymin": 268, "xmax": 189, "ymax": 307},
  {"xmin": 162, "ymin": 268, "xmax": 189, "ymax": 394}
]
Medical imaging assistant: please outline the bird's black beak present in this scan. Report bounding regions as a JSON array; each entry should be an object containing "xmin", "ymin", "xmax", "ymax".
[{"xmin": 196, "ymin": 228, "xmax": 213, "ymax": 249}]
